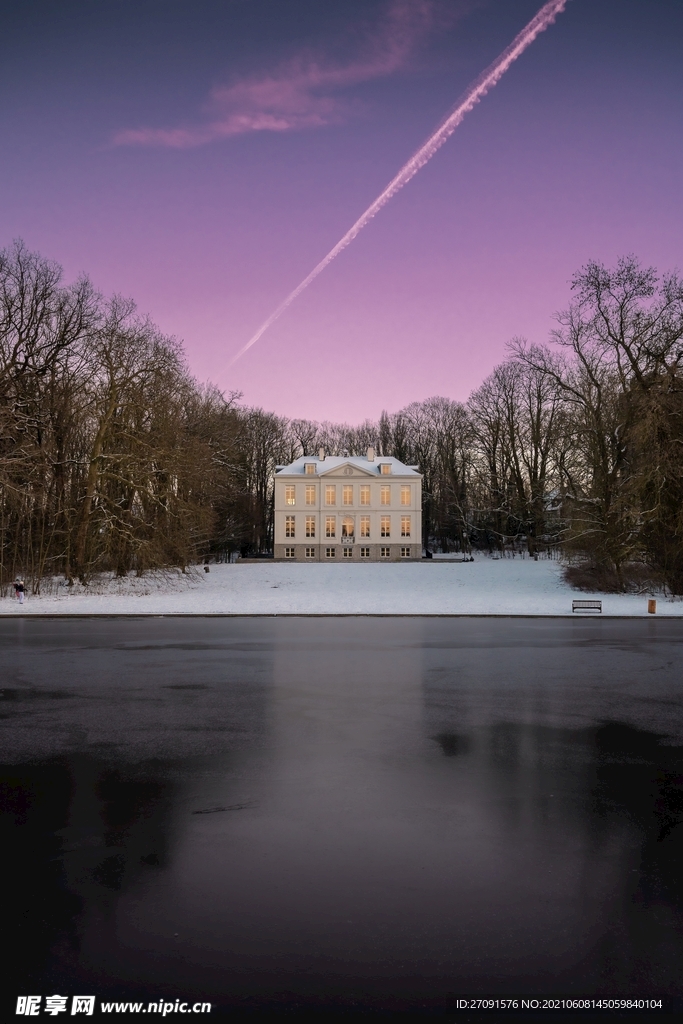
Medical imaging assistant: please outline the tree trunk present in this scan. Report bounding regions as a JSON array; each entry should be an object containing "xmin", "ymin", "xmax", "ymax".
[{"xmin": 72, "ymin": 394, "xmax": 117, "ymax": 580}]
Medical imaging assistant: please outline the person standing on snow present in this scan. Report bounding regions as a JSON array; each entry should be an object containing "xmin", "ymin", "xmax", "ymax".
[{"xmin": 14, "ymin": 578, "xmax": 25, "ymax": 604}]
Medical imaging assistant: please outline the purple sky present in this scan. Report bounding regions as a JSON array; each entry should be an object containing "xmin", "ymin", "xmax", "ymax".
[{"xmin": 1, "ymin": 0, "xmax": 682, "ymax": 422}]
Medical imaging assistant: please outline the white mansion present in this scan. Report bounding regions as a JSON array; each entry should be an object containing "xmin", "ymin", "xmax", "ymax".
[{"xmin": 274, "ymin": 448, "xmax": 422, "ymax": 561}]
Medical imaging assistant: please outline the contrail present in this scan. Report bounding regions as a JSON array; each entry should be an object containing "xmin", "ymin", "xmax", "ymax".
[{"xmin": 230, "ymin": 0, "xmax": 569, "ymax": 366}]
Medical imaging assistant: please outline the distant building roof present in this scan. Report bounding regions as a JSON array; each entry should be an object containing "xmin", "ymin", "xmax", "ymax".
[{"xmin": 275, "ymin": 455, "xmax": 421, "ymax": 477}]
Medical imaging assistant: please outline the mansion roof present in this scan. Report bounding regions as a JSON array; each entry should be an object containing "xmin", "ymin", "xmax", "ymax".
[{"xmin": 275, "ymin": 455, "xmax": 421, "ymax": 477}]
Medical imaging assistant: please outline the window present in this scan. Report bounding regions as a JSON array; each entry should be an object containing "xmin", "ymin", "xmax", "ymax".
[
  {"xmin": 380, "ymin": 516, "xmax": 391, "ymax": 538},
  {"xmin": 305, "ymin": 485, "xmax": 316, "ymax": 505},
  {"xmin": 401, "ymin": 515, "xmax": 411, "ymax": 538},
  {"xmin": 360, "ymin": 516, "xmax": 370, "ymax": 538},
  {"xmin": 325, "ymin": 516, "xmax": 336, "ymax": 538},
  {"xmin": 285, "ymin": 485, "xmax": 295, "ymax": 505},
  {"xmin": 360, "ymin": 547, "xmax": 370, "ymax": 559},
  {"xmin": 342, "ymin": 547, "xmax": 353, "ymax": 558},
  {"xmin": 401, "ymin": 547, "xmax": 411, "ymax": 558},
  {"xmin": 325, "ymin": 547, "xmax": 336, "ymax": 558},
  {"xmin": 401, "ymin": 485, "xmax": 411, "ymax": 506},
  {"xmin": 360, "ymin": 485, "xmax": 370, "ymax": 506},
  {"xmin": 380, "ymin": 485, "xmax": 391, "ymax": 506},
  {"xmin": 284, "ymin": 547, "xmax": 295, "ymax": 558},
  {"xmin": 285, "ymin": 516, "xmax": 295, "ymax": 538},
  {"xmin": 305, "ymin": 463, "xmax": 316, "ymax": 475},
  {"xmin": 325, "ymin": 485, "xmax": 336, "ymax": 506},
  {"xmin": 305, "ymin": 516, "xmax": 316, "ymax": 538},
  {"xmin": 380, "ymin": 464, "xmax": 391, "ymax": 475},
  {"xmin": 380, "ymin": 546, "xmax": 391, "ymax": 558},
  {"xmin": 305, "ymin": 547, "xmax": 315, "ymax": 559},
  {"xmin": 342, "ymin": 485, "xmax": 353, "ymax": 506},
  {"xmin": 341, "ymin": 517, "xmax": 354, "ymax": 538}
]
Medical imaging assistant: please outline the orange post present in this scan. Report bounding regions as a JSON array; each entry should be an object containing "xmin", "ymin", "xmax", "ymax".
[{"xmin": 648, "ymin": 599, "xmax": 656, "ymax": 614}]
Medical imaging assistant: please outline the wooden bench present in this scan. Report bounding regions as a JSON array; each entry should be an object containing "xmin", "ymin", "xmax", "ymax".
[{"xmin": 572, "ymin": 599, "xmax": 602, "ymax": 613}]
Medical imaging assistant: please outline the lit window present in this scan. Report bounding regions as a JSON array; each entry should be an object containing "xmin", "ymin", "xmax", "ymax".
[
  {"xmin": 285, "ymin": 516, "xmax": 295, "ymax": 538},
  {"xmin": 305, "ymin": 516, "xmax": 316, "ymax": 538},
  {"xmin": 325, "ymin": 516, "xmax": 335, "ymax": 538},
  {"xmin": 305, "ymin": 485, "xmax": 316, "ymax": 505},
  {"xmin": 360, "ymin": 485, "xmax": 370, "ymax": 506},
  {"xmin": 380, "ymin": 546, "xmax": 391, "ymax": 558},
  {"xmin": 380, "ymin": 516, "xmax": 390, "ymax": 538},
  {"xmin": 401, "ymin": 485, "xmax": 411, "ymax": 506},
  {"xmin": 360, "ymin": 516, "xmax": 370, "ymax": 538},
  {"xmin": 325, "ymin": 547, "xmax": 336, "ymax": 558},
  {"xmin": 380, "ymin": 485, "xmax": 390, "ymax": 506},
  {"xmin": 305, "ymin": 463, "xmax": 316, "ymax": 475},
  {"xmin": 325, "ymin": 485, "xmax": 336, "ymax": 506},
  {"xmin": 284, "ymin": 547, "xmax": 295, "ymax": 558},
  {"xmin": 305, "ymin": 546, "xmax": 315, "ymax": 559},
  {"xmin": 285, "ymin": 485, "xmax": 295, "ymax": 505},
  {"xmin": 360, "ymin": 547, "xmax": 370, "ymax": 559},
  {"xmin": 343, "ymin": 547, "xmax": 353, "ymax": 558},
  {"xmin": 401, "ymin": 547, "xmax": 411, "ymax": 558},
  {"xmin": 341, "ymin": 517, "xmax": 354, "ymax": 538},
  {"xmin": 380, "ymin": 464, "xmax": 391, "ymax": 475},
  {"xmin": 342, "ymin": 485, "xmax": 353, "ymax": 506},
  {"xmin": 401, "ymin": 515, "xmax": 411, "ymax": 538}
]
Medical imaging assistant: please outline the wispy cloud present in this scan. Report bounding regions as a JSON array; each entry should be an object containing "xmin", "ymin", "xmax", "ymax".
[{"xmin": 112, "ymin": 1, "xmax": 437, "ymax": 149}]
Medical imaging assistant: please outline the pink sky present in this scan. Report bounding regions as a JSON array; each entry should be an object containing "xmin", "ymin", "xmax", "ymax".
[{"xmin": 1, "ymin": 0, "xmax": 681, "ymax": 421}]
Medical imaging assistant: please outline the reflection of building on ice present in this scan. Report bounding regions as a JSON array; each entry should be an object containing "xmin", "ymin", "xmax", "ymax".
[{"xmin": 274, "ymin": 448, "xmax": 422, "ymax": 562}]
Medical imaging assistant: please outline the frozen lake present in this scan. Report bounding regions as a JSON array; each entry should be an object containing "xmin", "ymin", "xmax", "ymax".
[{"xmin": 1, "ymin": 617, "xmax": 682, "ymax": 1016}]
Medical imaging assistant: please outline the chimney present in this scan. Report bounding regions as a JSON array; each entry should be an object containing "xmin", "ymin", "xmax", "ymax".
[
  {"xmin": 318, "ymin": 447, "xmax": 325, "ymax": 461},
  {"xmin": 366, "ymin": 446, "xmax": 375, "ymax": 462}
]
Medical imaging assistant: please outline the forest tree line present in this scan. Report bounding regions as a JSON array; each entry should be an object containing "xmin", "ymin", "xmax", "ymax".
[{"xmin": 2, "ymin": 241, "xmax": 683, "ymax": 593}]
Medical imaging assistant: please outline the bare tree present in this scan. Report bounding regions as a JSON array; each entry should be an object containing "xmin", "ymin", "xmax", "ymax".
[{"xmin": 514, "ymin": 257, "xmax": 683, "ymax": 585}]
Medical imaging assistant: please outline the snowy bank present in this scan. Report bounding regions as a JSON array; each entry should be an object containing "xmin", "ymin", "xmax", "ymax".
[{"xmin": 1, "ymin": 558, "xmax": 681, "ymax": 616}]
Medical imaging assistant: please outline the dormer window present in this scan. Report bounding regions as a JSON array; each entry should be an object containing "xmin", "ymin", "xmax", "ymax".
[
  {"xmin": 305, "ymin": 463, "xmax": 316, "ymax": 475},
  {"xmin": 380, "ymin": 464, "xmax": 391, "ymax": 475}
]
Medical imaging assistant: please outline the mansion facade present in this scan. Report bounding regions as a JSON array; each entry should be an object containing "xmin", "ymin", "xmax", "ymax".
[{"xmin": 273, "ymin": 448, "xmax": 422, "ymax": 561}]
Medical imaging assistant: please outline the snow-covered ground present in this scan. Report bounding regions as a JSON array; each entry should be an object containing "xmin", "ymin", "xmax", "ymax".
[{"xmin": 2, "ymin": 557, "xmax": 681, "ymax": 616}]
